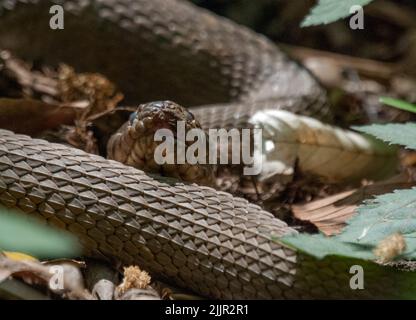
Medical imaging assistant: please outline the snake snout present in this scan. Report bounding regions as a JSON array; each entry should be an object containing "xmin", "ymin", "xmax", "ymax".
[
  {"xmin": 107, "ymin": 100, "xmax": 215, "ymax": 186},
  {"xmin": 133, "ymin": 100, "xmax": 199, "ymax": 133}
]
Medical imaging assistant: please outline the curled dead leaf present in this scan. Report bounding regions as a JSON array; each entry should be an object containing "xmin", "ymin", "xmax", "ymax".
[
  {"xmin": 250, "ymin": 109, "xmax": 398, "ymax": 184},
  {"xmin": 292, "ymin": 176, "xmax": 414, "ymax": 235}
]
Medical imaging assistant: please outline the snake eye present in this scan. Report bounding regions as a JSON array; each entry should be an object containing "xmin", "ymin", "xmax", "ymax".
[
  {"xmin": 186, "ymin": 111, "xmax": 195, "ymax": 121},
  {"xmin": 129, "ymin": 112, "xmax": 137, "ymax": 125}
]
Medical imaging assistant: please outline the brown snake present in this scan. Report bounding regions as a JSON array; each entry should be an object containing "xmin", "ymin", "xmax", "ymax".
[{"xmin": 0, "ymin": 0, "xmax": 414, "ymax": 299}]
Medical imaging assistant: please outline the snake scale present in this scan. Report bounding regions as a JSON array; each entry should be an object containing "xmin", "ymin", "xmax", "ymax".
[{"xmin": 0, "ymin": 0, "xmax": 413, "ymax": 299}]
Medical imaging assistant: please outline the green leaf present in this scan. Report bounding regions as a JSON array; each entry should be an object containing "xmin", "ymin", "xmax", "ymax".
[
  {"xmin": 380, "ymin": 97, "xmax": 416, "ymax": 114},
  {"xmin": 0, "ymin": 206, "xmax": 81, "ymax": 259},
  {"xmin": 281, "ymin": 234, "xmax": 375, "ymax": 260},
  {"xmin": 301, "ymin": 0, "xmax": 373, "ymax": 27},
  {"xmin": 337, "ymin": 188, "xmax": 416, "ymax": 252},
  {"xmin": 353, "ymin": 123, "xmax": 416, "ymax": 150},
  {"xmin": 281, "ymin": 187, "xmax": 416, "ymax": 261}
]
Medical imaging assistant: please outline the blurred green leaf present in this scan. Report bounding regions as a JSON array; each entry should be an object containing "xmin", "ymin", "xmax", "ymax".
[
  {"xmin": 380, "ymin": 97, "xmax": 416, "ymax": 114},
  {"xmin": 354, "ymin": 123, "xmax": 416, "ymax": 150},
  {"xmin": 301, "ymin": 0, "xmax": 373, "ymax": 27},
  {"xmin": 0, "ymin": 206, "xmax": 81, "ymax": 259},
  {"xmin": 281, "ymin": 233, "xmax": 374, "ymax": 260},
  {"xmin": 282, "ymin": 187, "xmax": 416, "ymax": 261}
]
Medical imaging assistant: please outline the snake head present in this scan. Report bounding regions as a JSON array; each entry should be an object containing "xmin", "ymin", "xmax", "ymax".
[
  {"xmin": 130, "ymin": 101, "xmax": 200, "ymax": 134},
  {"xmin": 108, "ymin": 101, "xmax": 214, "ymax": 186}
]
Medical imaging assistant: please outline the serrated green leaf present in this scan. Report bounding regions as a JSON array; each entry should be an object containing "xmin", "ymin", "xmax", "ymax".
[
  {"xmin": 353, "ymin": 123, "xmax": 416, "ymax": 150},
  {"xmin": 338, "ymin": 188, "xmax": 416, "ymax": 255},
  {"xmin": 281, "ymin": 234, "xmax": 375, "ymax": 260},
  {"xmin": 380, "ymin": 97, "xmax": 416, "ymax": 114},
  {"xmin": 0, "ymin": 206, "xmax": 81, "ymax": 259},
  {"xmin": 281, "ymin": 187, "xmax": 416, "ymax": 261},
  {"xmin": 301, "ymin": 0, "xmax": 373, "ymax": 27}
]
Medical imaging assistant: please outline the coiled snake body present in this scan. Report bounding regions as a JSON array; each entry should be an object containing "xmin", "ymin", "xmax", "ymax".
[{"xmin": 0, "ymin": 0, "xmax": 412, "ymax": 299}]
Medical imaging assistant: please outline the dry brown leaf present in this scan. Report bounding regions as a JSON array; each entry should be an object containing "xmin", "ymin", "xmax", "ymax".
[
  {"xmin": 0, "ymin": 98, "xmax": 77, "ymax": 136},
  {"xmin": 292, "ymin": 176, "xmax": 414, "ymax": 235},
  {"xmin": 250, "ymin": 110, "xmax": 398, "ymax": 184},
  {"xmin": 114, "ymin": 266, "xmax": 161, "ymax": 300},
  {"xmin": 55, "ymin": 65, "xmax": 124, "ymax": 153},
  {"xmin": 0, "ymin": 50, "xmax": 59, "ymax": 100},
  {"xmin": 1, "ymin": 51, "xmax": 125, "ymax": 153},
  {"xmin": 401, "ymin": 151, "xmax": 416, "ymax": 167},
  {"xmin": 285, "ymin": 45, "xmax": 396, "ymax": 86},
  {"xmin": 116, "ymin": 266, "xmax": 151, "ymax": 295},
  {"xmin": 0, "ymin": 254, "xmax": 93, "ymax": 300},
  {"xmin": 57, "ymin": 64, "xmax": 123, "ymax": 122}
]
